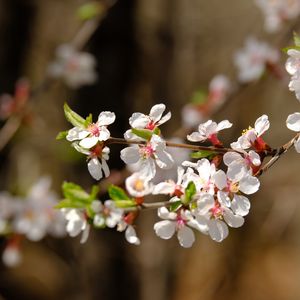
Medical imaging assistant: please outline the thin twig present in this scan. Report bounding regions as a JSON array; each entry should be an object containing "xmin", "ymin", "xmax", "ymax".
[{"xmin": 256, "ymin": 132, "xmax": 300, "ymax": 177}]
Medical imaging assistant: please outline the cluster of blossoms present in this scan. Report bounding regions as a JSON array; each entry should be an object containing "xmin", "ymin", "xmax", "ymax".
[
  {"xmin": 0, "ymin": 178, "xmax": 66, "ymax": 267},
  {"xmin": 47, "ymin": 44, "xmax": 97, "ymax": 88},
  {"xmin": 255, "ymin": 0, "xmax": 300, "ymax": 33},
  {"xmin": 59, "ymin": 101, "xmax": 286, "ymax": 248},
  {"xmin": 234, "ymin": 37, "xmax": 280, "ymax": 83}
]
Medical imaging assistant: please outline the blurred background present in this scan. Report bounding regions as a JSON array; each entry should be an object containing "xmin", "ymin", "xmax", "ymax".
[{"xmin": 0, "ymin": 0, "xmax": 300, "ymax": 299}]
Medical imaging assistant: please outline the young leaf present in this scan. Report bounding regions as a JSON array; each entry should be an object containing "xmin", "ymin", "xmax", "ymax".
[
  {"xmin": 131, "ymin": 128, "xmax": 153, "ymax": 141},
  {"xmin": 114, "ymin": 200, "xmax": 137, "ymax": 208},
  {"xmin": 84, "ymin": 113, "xmax": 93, "ymax": 127},
  {"xmin": 55, "ymin": 199, "xmax": 87, "ymax": 209},
  {"xmin": 77, "ymin": 2, "xmax": 104, "ymax": 21},
  {"xmin": 62, "ymin": 182, "xmax": 92, "ymax": 203},
  {"xmin": 56, "ymin": 130, "xmax": 68, "ymax": 140},
  {"xmin": 183, "ymin": 181, "xmax": 196, "ymax": 204},
  {"xmin": 294, "ymin": 32, "xmax": 300, "ymax": 47},
  {"xmin": 190, "ymin": 89, "xmax": 207, "ymax": 105},
  {"xmin": 191, "ymin": 150, "xmax": 217, "ymax": 159},
  {"xmin": 108, "ymin": 185, "xmax": 130, "ymax": 201},
  {"xmin": 64, "ymin": 103, "xmax": 86, "ymax": 128},
  {"xmin": 169, "ymin": 201, "xmax": 182, "ymax": 212}
]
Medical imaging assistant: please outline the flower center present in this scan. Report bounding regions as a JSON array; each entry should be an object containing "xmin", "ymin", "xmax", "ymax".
[
  {"xmin": 88, "ymin": 124, "xmax": 100, "ymax": 136},
  {"xmin": 176, "ymin": 215, "xmax": 187, "ymax": 229},
  {"xmin": 145, "ymin": 120, "xmax": 156, "ymax": 130},
  {"xmin": 134, "ymin": 179, "xmax": 145, "ymax": 192},
  {"xmin": 140, "ymin": 144, "xmax": 155, "ymax": 158},
  {"xmin": 210, "ymin": 202, "xmax": 224, "ymax": 219}
]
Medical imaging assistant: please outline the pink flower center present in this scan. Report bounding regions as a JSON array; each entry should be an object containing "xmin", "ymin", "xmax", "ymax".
[
  {"xmin": 176, "ymin": 215, "xmax": 187, "ymax": 229},
  {"xmin": 208, "ymin": 133, "xmax": 222, "ymax": 146},
  {"xmin": 145, "ymin": 120, "xmax": 156, "ymax": 130},
  {"xmin": 88, "ymin": 124, "xmax": 100, "ymax": 136},
  {"xmin": 140, "ymin": 144, "xmax": 155, "ymax": 158},
  {"xmin": 210, "ymin": 202, "xmax": 224, "ymax": 219}
]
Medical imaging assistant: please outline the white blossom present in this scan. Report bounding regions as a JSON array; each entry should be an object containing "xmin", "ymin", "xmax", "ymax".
[
  {"xmin": 73, "ymin": 143, "xmax": 110, "ymax": 180},
  {"xmin": 2, "ymin": 244, "xmax": 22, "ymax": 267},
  {"xmin": 255, "ymin": 0, "xmax": 300, "ymax": 33},
  {"xmin": 124, "ymin": 103, "xmax": 171, "ymax": 141},
  {"xmin": 61, "ymin": 208, "xmax": 90, "ymax": 244},
  {"xmin": 48, "ymin": 44, "xmax": 97, "ymax": 88},
  {"xmin": 286, "ymin": 112, "xmax": 300, "ymax": 152},
  {"xmin": 231, "ymin": 114, "xmax": 270, "ymax": 150},
  {"xmin": 234, "ymin": 37, "xmax": 279, "ymax": 83},
  {"xmin": 125, "ymin": 172, "xmax": 153, "ymax": 198},
  {"xmin": 286, "ymin": 49, "xmax": 300, "ymax": 101},
  {"xmin": 117, "ymin": 220, "xmax": 140, "ymax": 245},
  {"xmin": 121, "ymin": 134, "xmax": 174, "ymax": 179},
  {"xmin": 93, "ymin": 200, "xmax": 124, "ymax": 228},
  {"xmin": 154, "ymin": 207, "xmax": 205, "ymax": 248},
  {"xmin": 187, "ymin": 119, "xmax": 232, "ymax": 145},
  {"xmin": 67, "ymin": 111, "xmax": 115, "ymax": 149}
]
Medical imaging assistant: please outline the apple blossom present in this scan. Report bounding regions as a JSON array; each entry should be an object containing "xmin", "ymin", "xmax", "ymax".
[{"xmin": 286, "ymin": 49, "xmax": 300, "ymax": 101}]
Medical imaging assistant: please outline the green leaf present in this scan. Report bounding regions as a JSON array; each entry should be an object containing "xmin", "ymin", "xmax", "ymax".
[
  {"xmin": 64, "ymin": 103, "xmax": 86, "ymax": 128},
  {"xmin": 62, "ymin": 182, "xmax": 92, "ymax": 203},
  {"xmin": 294, "ymin": 32, "xmax": 300, "ymax": 47},
  {"xmin": 190, "ymin": 89, "xmax": 207, "ymax": 105},
  {"xmin": 84, "ymin": 113, "xmax": 93, "ymax": 127},
  {"xmin": 191, "ymin": 150, "xmax": 217, "ymax": 159},
  {"xmin": 77, "ymin": 2, "xmax": 104, "ymax": 21},
  {"xmin": 56, "ymin": 130, "xmax": 68, "ymax": 140},
  {"xmin": 131, "ymin": 128, "xmax": 153, "ymax": 141},
  {"xmin": 153, "ymin": 127, "xmax": 161, "ymax": 136},
  {"xmin": 114, "ymin": 200, "xmax": 137, "ymax": 208},
  {"xmin": 169, "ymin": 201, "xmax": 182, "ymax": 212},
  {"xmin": 108, "ymin": 185, "xmax": 130, "ymax": 201},
  {"xmin": 183, "ymin": 181, "xmax": 196, "ymax": 204},
  {"xmin": 55, "ymin": 199, "xmax": 87, "ymax": 209},
  {"xmin": 282, "ymin": 46, "xmax": 300, "ymax": 53},
  {"xmin": 90, "ymin": 185, "xmax": 100, "ymax": 200}
]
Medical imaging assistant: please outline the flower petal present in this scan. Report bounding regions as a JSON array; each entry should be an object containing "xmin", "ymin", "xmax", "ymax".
[
  {"xmin": 286, "ymin": 112, "xmax": 300, "ymax": 132},
  {"xmin": 125, "ymin": 225, "xmax": 140, "ymax": 245},
  {"xmin": 120, "ymin": 146, "xmax": 140, "ymax": 164},
  {"xmin": 154, "ymin": 220, "xmax": 176, "ymax": 239},
  {"xmin": 97, "ymin": 111, "xmax": 116, "ymax": 126},
  {"xmin": 208, "ymin": 219, "xmax": 228, "ymax": 242},
  {"xmin": 67, "ymin": 127, "xmax": 89, "ymax": 141},
  {"xmin": 88, "ymin": 158, "xmax": 103, "ymax": 180},
  {"xmin": 149, "ymin": 104, "xmax": 166, "ymax": 123},
  {"xmin": 177, "ymin": 226, "xmax": 195, "ymax": 248},
  {"xmin": 79, "ymin": 136, "xmax": 98, "ymax": 149}
]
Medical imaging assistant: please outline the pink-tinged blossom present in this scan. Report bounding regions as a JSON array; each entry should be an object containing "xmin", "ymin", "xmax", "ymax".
[
  {"xmin": 48, "ymin": 44, "xmax": 97, "ymax": 88},
  {"xmin": 187, "ymin": 119, "xmax": 232, "ymax": 146},
  {"xmin": 223, "ymin": 150, "xmax": 261, "ymax": 177},
  {"xmin": 234, "ymin": 37, "xmax": 279, "ymax": 83},
  {"xmin": 286, "ymin": 112, "xmax": 300, "ymax": 152},
  {"xmin": 193, "ymin": 194, "xmax": 244, "ymax": 242},
  {"xmin": 255, "ymin": 0, "xmax": 300, "ymax": 33},
  {"xmin": 181, "ymin": 104, "xmax": 205, "ymax": 128},
  {"xmin": 154, "ymin": 207, "xmax": 205, "ymax": 248},
  {"xmin": 73, "ymin": 143, "xmax": 110, "ymax": 180},
  {"xmin": 120, "ymin": 134, "xmax": 174, "ymax": 179},
  {"xmin": 208, "ymin": 75, "xmax": 231, "ymax": 105},
  {"xmin": 231, "ymin": 115, "xmax": 270, "ymax": 151},
  {"xmin": 67, "ymin": 111, "xmax": 115, "ymax": 149},
  {"xmin": 153, "ymin": 166, "xmax": 186, "ymax": 197},
  {"xmin": 125, "ymin": 103, "xmax": 171, "ymax": 141},
  {"xmin": 182, "ymin": 159, "xmax": 217, "ymax": 194}
]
